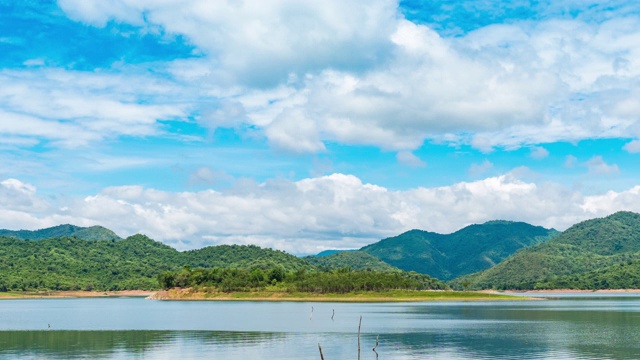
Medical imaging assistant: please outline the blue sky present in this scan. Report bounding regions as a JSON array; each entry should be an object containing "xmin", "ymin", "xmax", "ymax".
[{"xmin": 1, "ymin": 0, "xmax": 640, "ymax": 254}]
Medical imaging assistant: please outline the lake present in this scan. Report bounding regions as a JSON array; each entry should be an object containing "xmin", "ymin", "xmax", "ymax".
[{"xmin": 1, "ymin": 294, "xmax": 640, "ymax": 359}]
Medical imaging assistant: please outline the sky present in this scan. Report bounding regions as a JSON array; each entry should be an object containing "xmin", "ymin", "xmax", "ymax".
[{"xmin": 1, "ymin": 0, "xmax": 640, "ymax": 255}]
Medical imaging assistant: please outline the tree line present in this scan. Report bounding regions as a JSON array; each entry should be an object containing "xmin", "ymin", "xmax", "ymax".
[{"xmin": 157, "ymin": 266, "xmax": 449, "ymax": 293}]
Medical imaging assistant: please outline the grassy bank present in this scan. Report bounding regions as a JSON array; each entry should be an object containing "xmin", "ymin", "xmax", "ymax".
[
  {"xmin": 0, "ymin": 290, "xmax": 154, "ymax": 299},
  {"xmin": 150, "ymin": 288, "xmax": 525, "ymax": 302}
]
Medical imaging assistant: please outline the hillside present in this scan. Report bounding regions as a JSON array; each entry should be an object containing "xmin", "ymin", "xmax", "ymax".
[
  {"xmin": 0, "ymin": 224, "xmax": 121, "ymax": 241},
  {"xmin": 360, "ymin": 221, "xmax": 558, "ymax": 280},
  {"xmin": 305, "ymin": 251, "xmax": 399, "ymax": 271},
  {"xmin": 315, "ymin": 249, "xmax": 356, "ymax": 257},
  {"xmin": 0, "ymin": 234, "xmax": 313, "ymax": 292},
  {"xmin": 184, "ymin": 244, "xmax": 310, "ymax": 271},
  {"xmin": 535, "ymin": 259, "xmax": 640, "ymax": 290},
  {"xmin": 453, "ymin": 211, "xmax": 640, "ymax": 290}
]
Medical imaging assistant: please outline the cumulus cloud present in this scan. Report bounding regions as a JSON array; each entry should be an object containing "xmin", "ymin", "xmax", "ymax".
[
  {"xmin": 4, "ymin": 173, "xmax": 640, "ymax": 254},
  {"xmin": 198, "ymin": 100, "xmax": 248, "ymax": 132},
  {"xmin": 530, "ymin": 146, "xmax": 550, "ymax": 160},
  {"xmin": 1, "ymin": 1, "xmax": 638, "ymax": 154},
  {"xmin": 265, "ymin": 108, "xmax": 326, "ymax": 153},
  {"xmin": 58, "ymin": 0, "xmax": 398, "ymax": 88},
  {"xmin": 584, "ymin": 156, "xmax": 620, "ymax": 175},
  {"xmin": 623, "ymin": 140, "xmax": 640, "ymax": 153}
]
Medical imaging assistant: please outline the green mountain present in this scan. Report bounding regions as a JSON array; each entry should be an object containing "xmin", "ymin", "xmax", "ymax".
[
  {"xmin": 0, "ymin": 224, "xmax": 121, "ymax": 241},
  {"xmin": 315, "ymin": 249, "xmax": 356, "ymax": 257},
  {"xmin": 184, "ymin": 244, "xmax": 310, "ymax": 271},
  {"xmin": 0, "ymin": 234, "xmax": 312, "ymax": 292},
  {"xmin": 454, "ymin": 211, "xmax": 640, "ymax": 290},
  {"xmin": 534, "ymin": 259, "xmax": 640, "ymax": 290},
  {"xmin": 305, "ymin": 251, "xmax": 399, "ymax": 271},
  {"xmin": 360, "ymin": 221, "xmax": 558, "ymax": 281}
]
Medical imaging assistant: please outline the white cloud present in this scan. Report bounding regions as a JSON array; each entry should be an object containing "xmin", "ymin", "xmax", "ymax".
[
  {"xmin": 5, "ymin": 172, "xmax": 640, "ymax": 254},
  {"xmin": 584, "ymin": 156, "xmax": 620, "ymax": 175},
  {"xmin": 198, "ymin": 100, "xmax": 248, "ymax": 132},
  {"xmin": 530, "ymin": 146, "xmax": 550, "ymax": 160},
  {"xmin": 623, "ymin": 140, "xmax": 640, "ymax": 153},
  {"xmin": 0, "ymin": 1, "xmax": 637, "ymax": 154},
  {"xmin": 58, "ymin": 0, "xmax": 398, "ymax": 88},
  {"xmin": 0, "ymin": 68, "xmax": 187, "ymax": 147},
  {"xmin": 396, "ymin": 151, "xmax": 426, "ymax": 168},
  {"xmin": 265, "ymin": 108, "xmax": 326, "ymax": 153}
]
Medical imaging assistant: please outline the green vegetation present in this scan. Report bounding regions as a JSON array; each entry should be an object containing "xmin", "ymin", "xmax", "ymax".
[
  {"xmin": 305, "ymin": 251, "xmax": 398, "ymax": 271},
  {"xmin": 453, "ymin": 211, "xmax": 640, "ymax": 290},
  {"xmin": 5, "ymin": 212, "xmax": 640, "ymax": 293},
  {"xmin": 184, "ymin": 244, "xmax": 309, "ymax": 271},
  {"xmin": 0, "ymin": 228, "xmax": 442, "ymax": 293},
  {"xmin": 0, "ymin": 235, "xmax": 175, "ymax": 291},
  {"xmin": 0, "ymin": 234, "xmax": 312, "ymax": 292},
  {"xmin": 0, "ymin": 224, "xmax": 121, "ymax": 241},
  {"xmin": 157, "ymin": 266, "xmax": 449, "ymax": 293},
  {"xmin": 534, "ymin": 260, "xmax": 640, "ymax": 290},
  {"xmin": 361, "ymin": 221, "xmax": 558, "ymax": 280}
]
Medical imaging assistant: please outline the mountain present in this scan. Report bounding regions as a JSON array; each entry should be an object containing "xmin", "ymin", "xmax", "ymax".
[
  {"xmin": 184, "ymin": 244, "xmax": 310, "ymax": 271},
  {"xmin": 0, "ymin": 224, "xmax": 121, "ymax": 241},
  {"xmin": 453, "ymin": 211, "xmax": 640, "ymax": 290},
  {"xmin": 360, "ymin": 221, "xmax": 558, "ymax": 281},
  {"xmin": 315, "ymin": 249, "xmax": 356, "ymax": 257},
  {"xmin": 0, "ymin": 234, "xmax": 312, "ymax": 292},
  {"xmin": 305, "ymin": 251, "xmax": 399, "ymax": 271},
  {"xmin": 534, "ymin": 259, "xmax": 640, "ymax": 290}
]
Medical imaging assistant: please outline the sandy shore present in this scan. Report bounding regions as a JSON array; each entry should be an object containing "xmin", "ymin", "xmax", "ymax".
[
  {"xmin": 505, "ymin": 289, "xmax": 640, "ymax": 294},
  {"xmin": 147, "ymin": 289, "xmax": 527, "ymax": 302},
  {"xmin": 0, "ymin": 290, "xmax": 155, "ymax": 299}
]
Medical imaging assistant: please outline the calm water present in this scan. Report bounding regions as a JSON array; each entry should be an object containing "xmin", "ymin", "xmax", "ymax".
[{"xmin": 1, "ymin": 294, "xmax": 640, "ymax": 359}]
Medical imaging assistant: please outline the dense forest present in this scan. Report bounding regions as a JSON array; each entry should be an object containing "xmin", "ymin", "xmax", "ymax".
[
  {"xmin": 0, "ymin": 230, "xmax": 443, "ymax": 292},
  {"xmin": 4, "ymin": 212, "xmax": 640, "ymax": 292},
  {"xmin": 304, "ymin": 251, "xmax": 398, "ymax": 271},
  {"xmin": 0, "ymin": 234, "xmax": 311, "ymax": 292},
  {"xmin": 360, "ymin": 221, "xmax": 558, "ymax": 280},
  {"xmin": 453, "ymin": 211, "xmax": 640, "ymax": 290},
  {"xmin": 157, "ymin": 266, "xmax": 449, "ymax": 293},
  {"xmin": 0, "ymin": 224, "xmax": 121, "ymax": 241}
]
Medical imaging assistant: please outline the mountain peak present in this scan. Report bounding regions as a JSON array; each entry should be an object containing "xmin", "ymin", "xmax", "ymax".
[{"xmin": 0, "ymin": 224, "xmax": 121, "ymax": 241}]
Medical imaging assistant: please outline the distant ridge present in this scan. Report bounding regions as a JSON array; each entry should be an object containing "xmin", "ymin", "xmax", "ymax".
[
  {"xmin": 0, "ymin": 224, "xmax": 121, "ymax": 241},
  {"xmin": 360, "ymin": 221, "xmax": 559, "ymax": 281},
  {"xmin": 454, "ymin": 211, "xmax": 640, "ymax": 290},
  {"xmin": 306, "ymin": 251, "xmax": 398, "ymax": 271},
  {"xmin": 314, "ymin": 249, "xmax": 356, "ymax": 257}
]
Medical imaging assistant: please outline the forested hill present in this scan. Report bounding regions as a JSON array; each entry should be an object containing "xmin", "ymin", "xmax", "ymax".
[
  {"xmin": 0, "ymin": 224, "xmax": 121, "ymax": 241},
  {"xmin": 360, "ymin": 221, "xmax": 558, "ymax": 281},
  {"xmin": 453, "ymin": 211, "xmax": 640, "ymax": 290},
  {"xmin": 0, "ymin": 234, "xmax": 311, "ymax": 292},
  {"xmin": 305, "ymin": 251, "xmax": 399, "ymax": 271}
]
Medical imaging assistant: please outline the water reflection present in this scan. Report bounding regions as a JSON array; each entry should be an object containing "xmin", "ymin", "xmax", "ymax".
[
  {"xmin": 1, "ymin": 297, "xmax": 640, "ymax": 359},
  {"xmin": 0, "ymin": 331, "xmax": 290, "ymax": 359}
]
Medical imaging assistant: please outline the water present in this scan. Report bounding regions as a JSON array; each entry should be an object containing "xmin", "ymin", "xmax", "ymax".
[{"xmin": 1, "ymin": 294, "xmax": 640, "ymax": 359}]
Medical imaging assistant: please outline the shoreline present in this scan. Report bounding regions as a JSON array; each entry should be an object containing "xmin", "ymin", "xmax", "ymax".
[
  {"xmin": 4, "ymin": 288, "xmax": 640, "ymax": 301},
  {"xmin": 147, "ymin": 289, "xmax": 529, "ymax": 302},
  {"xmin": 504, "ymin": 289, "xmax": 640, "ymax": 294},
  {"xmin": 0, "ymin": 290, "xmax": 154, "ymax": 299}
]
